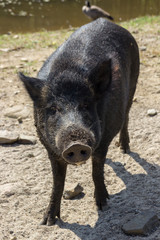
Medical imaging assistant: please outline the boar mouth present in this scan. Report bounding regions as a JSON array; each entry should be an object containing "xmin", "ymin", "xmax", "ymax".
[{"xmin": 62, "ymin": 142, "xmax": 92, "ymax": 165}]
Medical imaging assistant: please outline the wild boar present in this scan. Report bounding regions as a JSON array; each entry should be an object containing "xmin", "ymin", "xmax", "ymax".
[{"xmin": 19, "ymin": 18, "xmax": 139, "ymax": 225}]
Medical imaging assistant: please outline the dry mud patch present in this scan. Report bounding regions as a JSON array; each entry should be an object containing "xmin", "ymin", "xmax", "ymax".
[{"xmin": 0, "ymin": 23, "xmax": 160, "ymax": 240}]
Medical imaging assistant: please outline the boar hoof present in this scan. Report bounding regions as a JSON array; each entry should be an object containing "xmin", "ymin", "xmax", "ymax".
[
  {"xmin": 120, "ymin": 145, "xmax": 130, "ymax": 154},
  {"xmin": 95, "ymin": 190, "xmax": 109, "ymax": 211},
  {"xmin": 40, "ymin": 216, "xmax": 57, "ymax": 226},
  {"xmin": 40, "ymin": 209, "xmax": 60, "ymax": 226},
  {"xmin": 101, "ymin": 204, "xmax": 109, "ymax": 211},
  {"xmin": 116, "ymin": 141, "xmax": 130, "ymax": 154},
  {"xmin": 96, "ymin": 200, "xmax": 109, "ymax": 211}
]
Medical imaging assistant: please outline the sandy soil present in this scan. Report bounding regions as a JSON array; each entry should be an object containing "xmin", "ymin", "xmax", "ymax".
[{"xmin": 0, "ymin": 21, "xmax": 160, "ymax": 240}]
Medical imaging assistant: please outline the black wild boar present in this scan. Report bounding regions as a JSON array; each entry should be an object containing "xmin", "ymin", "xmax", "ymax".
[{"xmin": 19, "ymin": 18, "xmax": 139, "ymax": 225}]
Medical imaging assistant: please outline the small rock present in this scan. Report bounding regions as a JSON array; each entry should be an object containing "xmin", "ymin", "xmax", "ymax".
[
  {"xmin": 18, "ymin": 117, "xmax": 23, "ymax": 123},
  {"xmin": 132, "ymin": 30, "xmax": 139, "ymax": 34},
  {"xmin": 18, "ymin": 135, "xmax": 37, "ymax": 144},
  {"xmin": 150, "ymin": 55, "xmax": 156, "ymax": 58},
  {"xmin": 0, "ymin": 183, "xmax": 18, "ymax": 197},
  {"xmin": 0, "ymin": 65, "xmax": 8, "ymax": 69},
  {"xmin": 11, "ymin": 237, "xmax": 17, "ymax": 240},
  {"xmin": 18, "ymin": 10, "xmax": 27, "ymax": 17},
  {"xmin": 14, "ymin": 90, "xmax": 20, "ymax": 95},
  {"xmin": 0, "ymin": 130, "xmax": 18, "ymax": 144},
  {"xmin": 122, "ymin": 210, "xmax": 160, "ymax": 236},
  {"xmin": 0, "ymin": 131, "xmax": 36, "ymax": 145},
  {"xmin": 63, "ymin": 183, "xmax": 83, "ymax": 199},
  {"xmin": 4, "ymin": 105, "xmax": 30, "ymax": 119},
  {"xmin": 133, "ymin": 97, "xmax": 137, "ymax": 102},
  {"xmin": 140, "ymin": 46, "xmax": 147, "ymax": 51},
  {"xmin": 20, "ymin": 57, "xmax": 28, "ymax": 62},
  {"xmin": 27, "ymin": 153, "xmax": 34, "ymax": 158},
  {"xmin": 147, "ymin": 109, "xmax": 157, "ymax": 117},
  {"xmin": 13, "ymin": 35, "xmax": 19, "ymax": 39},
  {"xmin": 0, "ymin": 48, "xmax": 10, "ymax": 52}
]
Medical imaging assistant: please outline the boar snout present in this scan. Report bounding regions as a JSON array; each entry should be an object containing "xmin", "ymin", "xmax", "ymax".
[{"xmin": 62, "ymin": 143, "xmax": 92, "ymax": 165}]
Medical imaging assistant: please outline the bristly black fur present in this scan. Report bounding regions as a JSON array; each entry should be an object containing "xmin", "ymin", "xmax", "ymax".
[{"xmin": 19, "ymin": 18, "xmax": 139, "ymax": 226}]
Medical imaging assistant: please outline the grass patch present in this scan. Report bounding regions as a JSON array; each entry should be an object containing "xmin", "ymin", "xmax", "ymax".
[
  {"xmin": 0, "ymin": 16, "xmax": 159, "ymax": 51},
  {"xmin": 0, "ymin": 29, "xmax": 74, "ymax": 51},
  {"xmin": 121, "ymin": 15, "xmax": 160, "ymax": 29}
]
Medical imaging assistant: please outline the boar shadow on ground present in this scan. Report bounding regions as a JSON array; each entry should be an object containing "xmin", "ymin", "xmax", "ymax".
[
  {"xmin": 106, "ymin": 151, "xmax": 159, "ymax": 192},
  {"xmin": 106, "ymin": 151, "xmax": 160, "ymax": 210},
  {"xmin": 56, "ymin": 152, "xmax": 159, "ymax": 239}
]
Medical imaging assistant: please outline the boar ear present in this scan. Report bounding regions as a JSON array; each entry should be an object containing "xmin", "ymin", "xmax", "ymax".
[
  {"xmin": 18, "ymin": 72, "xmax": 45, "ymax": 102},
  {"xmin": 89, "ymin": 58, "xmax": 111, "ymax": 97}
]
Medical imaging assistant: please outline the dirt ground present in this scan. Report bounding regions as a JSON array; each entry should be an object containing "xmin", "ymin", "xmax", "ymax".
[{"xmin": 0, "ymin": 21, "xmax": 160, "ymax": 240}]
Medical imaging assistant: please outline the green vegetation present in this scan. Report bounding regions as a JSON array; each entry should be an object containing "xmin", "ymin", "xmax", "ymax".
[
  {"xmin": 0, "ymin": 16, "xmax": 159, "ymax": 52},
  {"xmin": 121, "ymin": 15, "xmax": 160, "ymax": 29},
  {"xmin": 0, "ymin": 29, "xmax": 75, "ymax": 52}
]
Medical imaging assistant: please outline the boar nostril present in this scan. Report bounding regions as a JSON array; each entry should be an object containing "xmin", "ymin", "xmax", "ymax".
[
  {"xmin": 80, "ymin": 150, "xmax": 87, "ymax": 156},
  {"xmin": 67, "ymin": 152, "xmax": 74, "ymax": 158}
]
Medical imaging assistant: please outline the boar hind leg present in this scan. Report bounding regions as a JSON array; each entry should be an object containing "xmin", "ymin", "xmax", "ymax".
[
  {"xmin": 92, "ymin": 153, "xmax": 109, "ymax": 211},
  {"xmin": 119, "ymin": 87, "xmax": 137, "ymax": 153},
  {"xmin": 119, "ymin": 114, "xmax": 130, "ymax": 153},
  {"xmin": 41, "ymin": 155, "xmax": 67, "ymax": 226}
]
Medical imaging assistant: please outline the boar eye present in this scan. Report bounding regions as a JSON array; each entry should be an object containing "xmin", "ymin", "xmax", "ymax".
[
  {"xmin": 80, "ymin": 103, "xmax": 89, "ymax": 110},
  {"xmin": 46, "ymin": 105, "xmax": 57, "ymax": 115},
  {"xmin": 49, "ymin": 105, "xmax": 62, "ymax": 114},
  {"xmin": 84, "ymin": 104, "xmax": 89, "ymax": 109},
  {"xmin": 50, "ymin": 106, "xmax": 57, "ymax": 114}
]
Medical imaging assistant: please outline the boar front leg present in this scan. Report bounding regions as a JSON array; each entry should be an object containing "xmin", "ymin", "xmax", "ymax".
[
  {"xmin": 92, "ymin": 153, "xmax": 109, "ymax": 211},
  {"xmin": 41, "ymin": 153, "xmax": 67, "ymax": 226}
]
